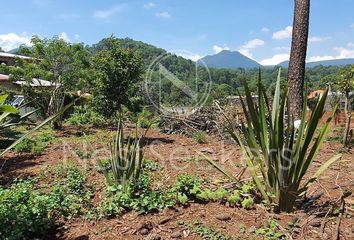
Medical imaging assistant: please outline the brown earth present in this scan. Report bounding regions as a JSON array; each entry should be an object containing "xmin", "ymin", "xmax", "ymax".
[{"xmin": 0, "ymin": 125, "xmax": 353, "ymax": 240}]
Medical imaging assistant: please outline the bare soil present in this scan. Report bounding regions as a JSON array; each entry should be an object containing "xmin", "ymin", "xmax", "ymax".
[{"xmin": 0, "ymin": 124, "xmax": 353, "ymax": 240}]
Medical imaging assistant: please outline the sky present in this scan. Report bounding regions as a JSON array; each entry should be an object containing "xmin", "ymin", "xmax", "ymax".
[{"xmin": 1, "ymin": 0, "xmax": 354, "ymax": 65}]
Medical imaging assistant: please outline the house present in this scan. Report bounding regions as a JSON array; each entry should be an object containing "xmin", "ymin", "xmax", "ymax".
[{"xmin": 0, "ymin": 52, "xmax": 32, "ymax": 66}]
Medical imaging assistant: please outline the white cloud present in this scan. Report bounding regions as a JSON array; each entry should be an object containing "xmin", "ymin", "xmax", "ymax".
[
  {"xmin": 213, "ymin": 44, "xmax": 229, "ymax": 54},
  {"xmin": 0, "ymin": 32, "xmax": 32, "ymax": 51},
  {"xmin": 348, "ymin": 42, "xmax": 354, "ymax": 48},
  {"xmin": 272, "ymin": 26, "xmax": 293, "ymax": 40},
  {"xmin": 59, "ymin": 32, "xmax": 70, "ymax": 42},
  {"xmin": 308, "ymin": 55, "xmax": 335, "ymax": 62},
  {"xmin": 259, "ymin": 54, "xmax": 290, "ymax": 65},
  {"xmin": 93, "ymin": 6, "xmax": 121, "ymax": 19},
  {"xmin": 261, "ymin": 27, "xmax": 270, "ymax": 32},
  {"xmin": 178, "ymin": 53, "xmax": 203, "ymax": 62},
  {"xmin": 239, "ymin": 38, "xmax": 265, "ymax": 59},
  {"xmin": 308, "ymin": 36, "xmax": 331, "ymax": 43},
  {"xmin": 144, "ymin": 2, "xmax": 156, "ymax": 10},
  {"xmin": 308, "ymin": 45, "xmax": 354, "ymax": 62},
  {"xmin": 155, "ymin": 11, "xmax": 171, "ymax": 18}
]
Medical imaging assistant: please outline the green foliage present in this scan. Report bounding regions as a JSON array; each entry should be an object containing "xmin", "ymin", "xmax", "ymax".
[
  {"xmin": 227, "ymin": 190, "xmax": 241, "ymax": 206},
  {"xmin": 220, "ymin": 69, "xmax": 340, "ymax": 211},
  {"xmin": 174, "ymin": 174, "xmax": 201, "ymax": 198},
  {"xmin": 189, "ymin": 222, "xmax": 233, "ymax": 240},
  {"xmin": 193, "ymin": 131, "xmax": 207, "ymax": 144},
  {"xmin": 0, "ymin": 181, "xmax": 56, "ymax": 240},
  {"xmin": 137, "ymin": 107, "xmax": 157, "ymax": 129},
  {"xmin": 241, "ymin": 197, "xmax": 254, "ymax": 209},
  {"xmin": 6, "ymin": 36, "xmax": 91, "ymax": 120},
  {"xmin": 39, "ymin": 161, "xmax": 93, "ymax": 218},
  {"xmin": 97, "ymin": 119, "xmax": 144, "ymax": 192},
  {"xmin": 98, "ymin": 171, "xmax": 174, "ymax": 217},
  {"xmin": 254, "ymin": 219, "xmax": 285, "ymax": 240},
  {"xmin": 68, "ymin": 105, "xmax": 104, "ymax": 126},
  {"xmin": 0, "ymin": 164, "xmax": 90, "ymax": 239},
  {"xmin": 91, "ymin": 36, "xmax": 144, "ymax": 117},
  {"xmin": 0, "ymin": 94, "xmax": 37, "ymax": 135},
  {"xmin": 13, "ymin": 129, "xmax": 54, "ymax": 154}
]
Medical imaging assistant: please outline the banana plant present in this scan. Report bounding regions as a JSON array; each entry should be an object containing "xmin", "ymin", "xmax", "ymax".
[
  {"xmin": 214, "ymin": 69, "xmax": 340, "ymax": 212},
  {"xmin": 0, "ymin": 95, "xmax": 38, "ymax": 132}
]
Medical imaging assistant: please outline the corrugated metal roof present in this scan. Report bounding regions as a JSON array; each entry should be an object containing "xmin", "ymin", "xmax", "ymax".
[
  {"xmin": 0, "ymin": 52, "xmax": 32, "ymax": 60},
  {"xmin": 0, "ymin": 74, "xmax": 60, "ymax": 87}
]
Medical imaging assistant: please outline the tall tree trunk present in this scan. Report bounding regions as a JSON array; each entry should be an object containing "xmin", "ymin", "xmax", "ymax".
[
  {"xmin": 343, "ymin": 92, "xmax": 351, "ymax": 147},
  {"xmin": 288, "ymin": 0, "xmax": 310, "ymax": 120}
]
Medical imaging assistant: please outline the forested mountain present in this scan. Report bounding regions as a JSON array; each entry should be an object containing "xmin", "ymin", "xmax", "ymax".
[
  {"xmin": 279, "ymin": 58, "xmax": 354, "ymax": 68},
  {"xmin": 6, "ymin": 37, "xmax": 348, "ymax": 106},
  {"xmin": 198, "ymin": 50, "xmax": 260, "ymax": 69}
]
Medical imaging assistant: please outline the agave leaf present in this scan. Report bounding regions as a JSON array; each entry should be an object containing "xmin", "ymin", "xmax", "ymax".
[
  {"xmin": 0, "ymin": 99, "xmax": 79, "ymax": 156},
  {"xmin": 299, "ymin": 154, "xmax": 341, "ymax": 196}
]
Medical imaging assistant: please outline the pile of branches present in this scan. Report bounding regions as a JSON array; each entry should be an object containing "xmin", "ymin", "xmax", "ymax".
[{"xmin": 158, "ymin": 103, "xmax": 243, "ymax": 136}]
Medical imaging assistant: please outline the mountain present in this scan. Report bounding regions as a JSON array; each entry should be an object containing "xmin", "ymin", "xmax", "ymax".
[
  {"xmin": 198, "ymin": 50, "xmax": 260, "ymax": 69},
  {"xmin": 278, "ymin": 58, "xmax": 354, "ymax": 68}
]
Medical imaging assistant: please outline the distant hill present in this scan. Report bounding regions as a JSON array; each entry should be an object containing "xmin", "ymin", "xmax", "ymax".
[
  {"xmin": 198, "ymin": 50, "xmax": 260, "ymax": 69},
  {"xmin": 278, "ymin": 58, "xmax": 354, "ymax": 68}
]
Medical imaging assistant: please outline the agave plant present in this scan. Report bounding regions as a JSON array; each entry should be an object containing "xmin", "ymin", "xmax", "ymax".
[
  {"xmin": 98, "ymin": 119, "xmax": 144, "ymax": 192},
  {"xmin": 217, "ymin": 69, "xmax": 340, "ymax": 212}
]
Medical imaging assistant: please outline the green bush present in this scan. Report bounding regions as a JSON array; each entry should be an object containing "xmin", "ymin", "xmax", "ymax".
[
  {"xmin": 14, "ymin": 130, "xmax": 54, "ymax": 155},
  {"xmin": 0, "ymin": 181, "xmax": 56, "ymax": 240},
  {"xmin": 68, "ymin": 105, "xmax": 104, "ymax": 126},
  {"xmin": 14, "ymin": 138, "xmax": 39, "ymax": 154}
]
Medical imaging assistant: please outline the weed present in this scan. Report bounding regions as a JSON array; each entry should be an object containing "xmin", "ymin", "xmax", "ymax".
[
  {"xmin": 193, "ymin": 131, "xmax": 207, "ymax": 144},
  {"xmin": 0, "ymin": 181, "xmax": 56, "ymax": 239},
  {"xmin": 254, "ymin": 219, "xmax": 286, "ymax": 240},
  {"xmin": 189, "ymin": 222, "xmax": 234, "ymax": 240}
]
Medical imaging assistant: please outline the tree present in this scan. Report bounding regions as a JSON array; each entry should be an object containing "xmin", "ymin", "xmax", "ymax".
[
  {"xmin": 287, "ymin": 0, "xmax": 311, "ymax": 120},
  {"xmin": 8, "ymin": 35, "xmax": 91, "ymax": 128},
  {"xmin": 338, "ymin": 65, "xmax": 354, "ymax": 147},
  {"xmin": 91, "ymin": 36, "xmax": 144, "ymax": 118}
]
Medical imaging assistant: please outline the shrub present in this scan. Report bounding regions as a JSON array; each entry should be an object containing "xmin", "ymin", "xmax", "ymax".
[
  {"xmin": 218, "ymin": 69, "xmax": 340, "ymax": 212},
  {"xmin": 14, "ymin": 138, "xmax": 37, "ymax": 153},
  {"xmin": 68, "ymin": 105, "xmax": 104, "ymax": 126},
  {"xmin": 0, "ymin": 181, "xmax": 56, "ymax": 239}
]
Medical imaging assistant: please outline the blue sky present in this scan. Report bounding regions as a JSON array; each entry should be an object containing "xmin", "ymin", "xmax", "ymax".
[{"xmin": 1, "ymin": 0, "xmax": 353, "ymax": 65}]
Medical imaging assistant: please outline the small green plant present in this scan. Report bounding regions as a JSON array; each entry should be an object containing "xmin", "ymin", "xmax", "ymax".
[
  {"xmin": 189, "ymin": 222, "xmax": 233, "ymax": 240},
  {"xmin": 254, "ymin": 219, "xmax": 285, "ymax": 240},
  {"xmin": 215, "ymin": 69, "xmax": 341, "ymax": 212},
  {"xmin": 97, "ymin": 119, "xmax": 144, "ymax": 193},
  {"xmin": 193, "ymin": 131, "xmax": 207, "ymax": 144},
  {"xmin": 0, "ymin": 181, "xmax": 56, "ymax": 240},
  {"xmin": 174, "ymin": 174, "xmax": 201, "ymax": 198},
  {"xmin": 99, "ymin": 171, "xmax": 174, "ymax": 217},
  {"xmin": 14, "ymin": 138, "xmax": 42, "ymax": 154}
]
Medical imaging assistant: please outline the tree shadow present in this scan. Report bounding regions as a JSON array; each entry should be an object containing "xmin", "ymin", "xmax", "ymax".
[{"xmin": 0, "ymin": 153, "xmax": 42, "ymax": 185}]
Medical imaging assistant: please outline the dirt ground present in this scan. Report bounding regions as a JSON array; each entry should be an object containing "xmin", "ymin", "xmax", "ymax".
[{"xmin": 0, "ymin": 124, "xmax": 353, "ymax": 240}]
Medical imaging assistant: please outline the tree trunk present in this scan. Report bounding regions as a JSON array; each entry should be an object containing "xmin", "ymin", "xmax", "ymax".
[
  {"xmin": 288, "ymin": 0, "xmax": 311, "ymax": 120},
  {"xmin": 343, "ymin": 92, "xmax": 351, "ymax": 147}
]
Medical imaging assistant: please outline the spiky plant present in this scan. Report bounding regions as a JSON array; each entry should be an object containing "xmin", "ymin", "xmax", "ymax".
[
  {"xmin": 217, "ymin": 69, "xmax": 340, "ymax": 212},
  {"xmin": 98, "ymin": 119, "xmax": 144, "ymax": 192}
]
